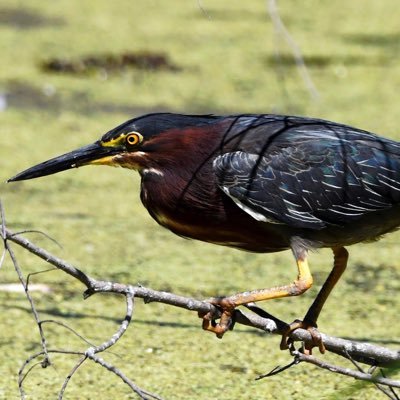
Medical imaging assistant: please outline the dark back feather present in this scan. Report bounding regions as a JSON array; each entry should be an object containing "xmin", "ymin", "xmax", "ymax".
[{"xmin": 214, "ymin": 115, "xmax": 400, "ymax": 230}]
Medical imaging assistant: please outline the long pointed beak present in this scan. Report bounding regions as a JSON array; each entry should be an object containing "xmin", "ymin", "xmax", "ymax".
[{"xmin": 8, "ymin": 141, "xmax": 121, "ymax": 182}]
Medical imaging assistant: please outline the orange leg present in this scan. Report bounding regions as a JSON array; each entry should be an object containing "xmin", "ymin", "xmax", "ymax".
[
  {"xmin": 280, "ymin": 247, "xmax": 349, "ymax": 353},
  {"xmin": 201, "ymin": 253, "xmax": 313, "ymax": 338}
]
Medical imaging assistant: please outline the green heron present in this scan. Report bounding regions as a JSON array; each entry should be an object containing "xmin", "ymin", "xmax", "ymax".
[{"xmin": 9, "ymin": 113, "xmax": 400, "ymax": 351}]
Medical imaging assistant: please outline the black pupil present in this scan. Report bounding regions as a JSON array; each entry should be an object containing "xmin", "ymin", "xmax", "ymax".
[{"xmin": 128, "ymin": 135, "xmax": 136, "ymax": 144}]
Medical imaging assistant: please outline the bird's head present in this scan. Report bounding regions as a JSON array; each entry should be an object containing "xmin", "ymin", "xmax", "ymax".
[{"xmin": 8, "ymin": 113, "xmax": 223, "ymax": 182}]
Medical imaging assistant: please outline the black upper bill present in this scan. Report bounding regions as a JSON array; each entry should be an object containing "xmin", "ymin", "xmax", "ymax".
[{"xmin": 8, "ymin": 142, "xmax": 120, "ymax": 182}]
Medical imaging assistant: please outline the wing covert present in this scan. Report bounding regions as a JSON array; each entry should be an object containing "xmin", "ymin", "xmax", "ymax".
[{"xmin": 214, "ymin": 137, "xmax": 399, "ymax": 230}]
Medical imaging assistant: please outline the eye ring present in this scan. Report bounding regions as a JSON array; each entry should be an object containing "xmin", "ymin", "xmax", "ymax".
[{"xmin": 125, "ymin": 132, "xmax": 142, "ymax": 147}]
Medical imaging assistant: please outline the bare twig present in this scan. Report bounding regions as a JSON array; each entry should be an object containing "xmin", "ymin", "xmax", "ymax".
[
  {"xmin": 62, "ymin": 290, "xmax": 157, "ymax": 399},
  {"xmin": 0, "ymin": 247, "xmax": 6, "ymax": 270},
  {"xmin": 380, "ymin": 370, "xmax": 400, "ymax": 400},
  {"xmin": 267, "ymin": 0, "xmax": 320, "ymax": 100},
  {"xmin": 7, "ymin": 244, "xmax": 50, "ymax": 364},
  {"xmin": 197, "ymin": 0, "xmax": 212, "ymax": 20},
  {"xmin": 86, "ymin": 351, "xmax": 162, "ymax": 400},
  {"xmin": 26, "ymin": 268, "xmax": 58, "ymax": 286},
  {"xmin": 58, "ymin": 355, "xmax": 86, "ymax": 400},
  {"xmin": 344, "ymin": 349, "xmax": 400, "ymax": 400},
  {"xmin": 40, "ymin": 319, "xmax": 96, "ymax": 347},
  {"xmin": 5, "ymin": 226, "xmax": 94, "ymax": 288},
  {"xmin": 0, "ymin": 204, "xmax": 51, "ymax": 373},
  {"xmin": 255, "ymin": 358, "xmax": 298, "ymax": 379},
  {"xmin": 2, "ymin": 206, "xmax": 400, "ymax": 397},
  {"xmin": 0, "ymin": 204, "xmax": 6, "ymax": 269},
  {"xmin": 10, "ymin": 229, "xmax": 63, "ymax": 249},
  {"xmin": 295, "ymin": 351, "xmax": 400, "ymax": 389},
  {"xmin": 18, "ymin": 349, "xmax": 84, "ymax": 399},
  {"xmin": 1, "ymin": 210, "xmax": 160, "ymax": 399},
  {"xmin": 5, "ymin": 226, "xmax": 400, "ymax": 367}
]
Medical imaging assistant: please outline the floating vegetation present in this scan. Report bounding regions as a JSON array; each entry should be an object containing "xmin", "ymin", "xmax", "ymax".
[{"xmin": 41, "ymin": 51, "xmax": 182, "ymax": 75}]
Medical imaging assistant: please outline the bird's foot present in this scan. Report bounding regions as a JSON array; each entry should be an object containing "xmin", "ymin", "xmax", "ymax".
[
  {"xmin": 280, "ymin": 319, "xmax": 325, "ymax": 354},
  {"xmin": 198, "ymin": 297, "xmax": 236, "ymax": 339}
]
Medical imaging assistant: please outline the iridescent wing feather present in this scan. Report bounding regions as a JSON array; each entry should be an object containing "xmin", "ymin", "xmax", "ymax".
[{"xmin": 214, "ymin": 118, "xmax": 400, "ymax": 230}]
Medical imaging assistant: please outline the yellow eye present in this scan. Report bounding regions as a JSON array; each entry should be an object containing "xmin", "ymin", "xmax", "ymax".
[{"xmin": 125, "ymin": 132, "xmax": 142, "ymax": 147}]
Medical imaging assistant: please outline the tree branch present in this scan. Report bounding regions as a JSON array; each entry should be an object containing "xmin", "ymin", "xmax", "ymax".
[
  {"xmin": 295, "ymin": 351, "xmax": 400, "ymax": 389},
  {"xmin": 5, "ymin": 226, "xmax": 400, "ymax": 367},
  {"xmin": 2, "ymin": 212, "xmax": 400, "ymax": 397}
]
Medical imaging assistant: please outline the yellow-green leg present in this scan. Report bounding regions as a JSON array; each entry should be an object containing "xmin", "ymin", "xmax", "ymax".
[
  {"xmin": 201, "ymin": 254, "xmax": 313, "ymax": 338},
  {"xmin": 280, "ymin": 247, "xmax": 349, "ymax": 353}
]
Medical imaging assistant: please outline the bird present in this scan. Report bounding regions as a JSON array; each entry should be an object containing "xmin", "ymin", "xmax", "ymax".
[{"xmin": 9, "ymin": 113, "xmax": 400, "ymax": 351}]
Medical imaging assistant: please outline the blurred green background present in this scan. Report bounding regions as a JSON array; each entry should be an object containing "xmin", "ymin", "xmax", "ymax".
[{"xmin": 1, "ymin": 0, "xmax": 400, "ymax": 399}]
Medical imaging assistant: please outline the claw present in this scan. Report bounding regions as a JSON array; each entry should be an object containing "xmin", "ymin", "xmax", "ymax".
[
  {"xmin": 198, "ymin": 297, "xmax": 236, "ymax": 338},
  {"xmin": 280, "ymin": 319, "xmax": 325, "ymax": 354}
]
